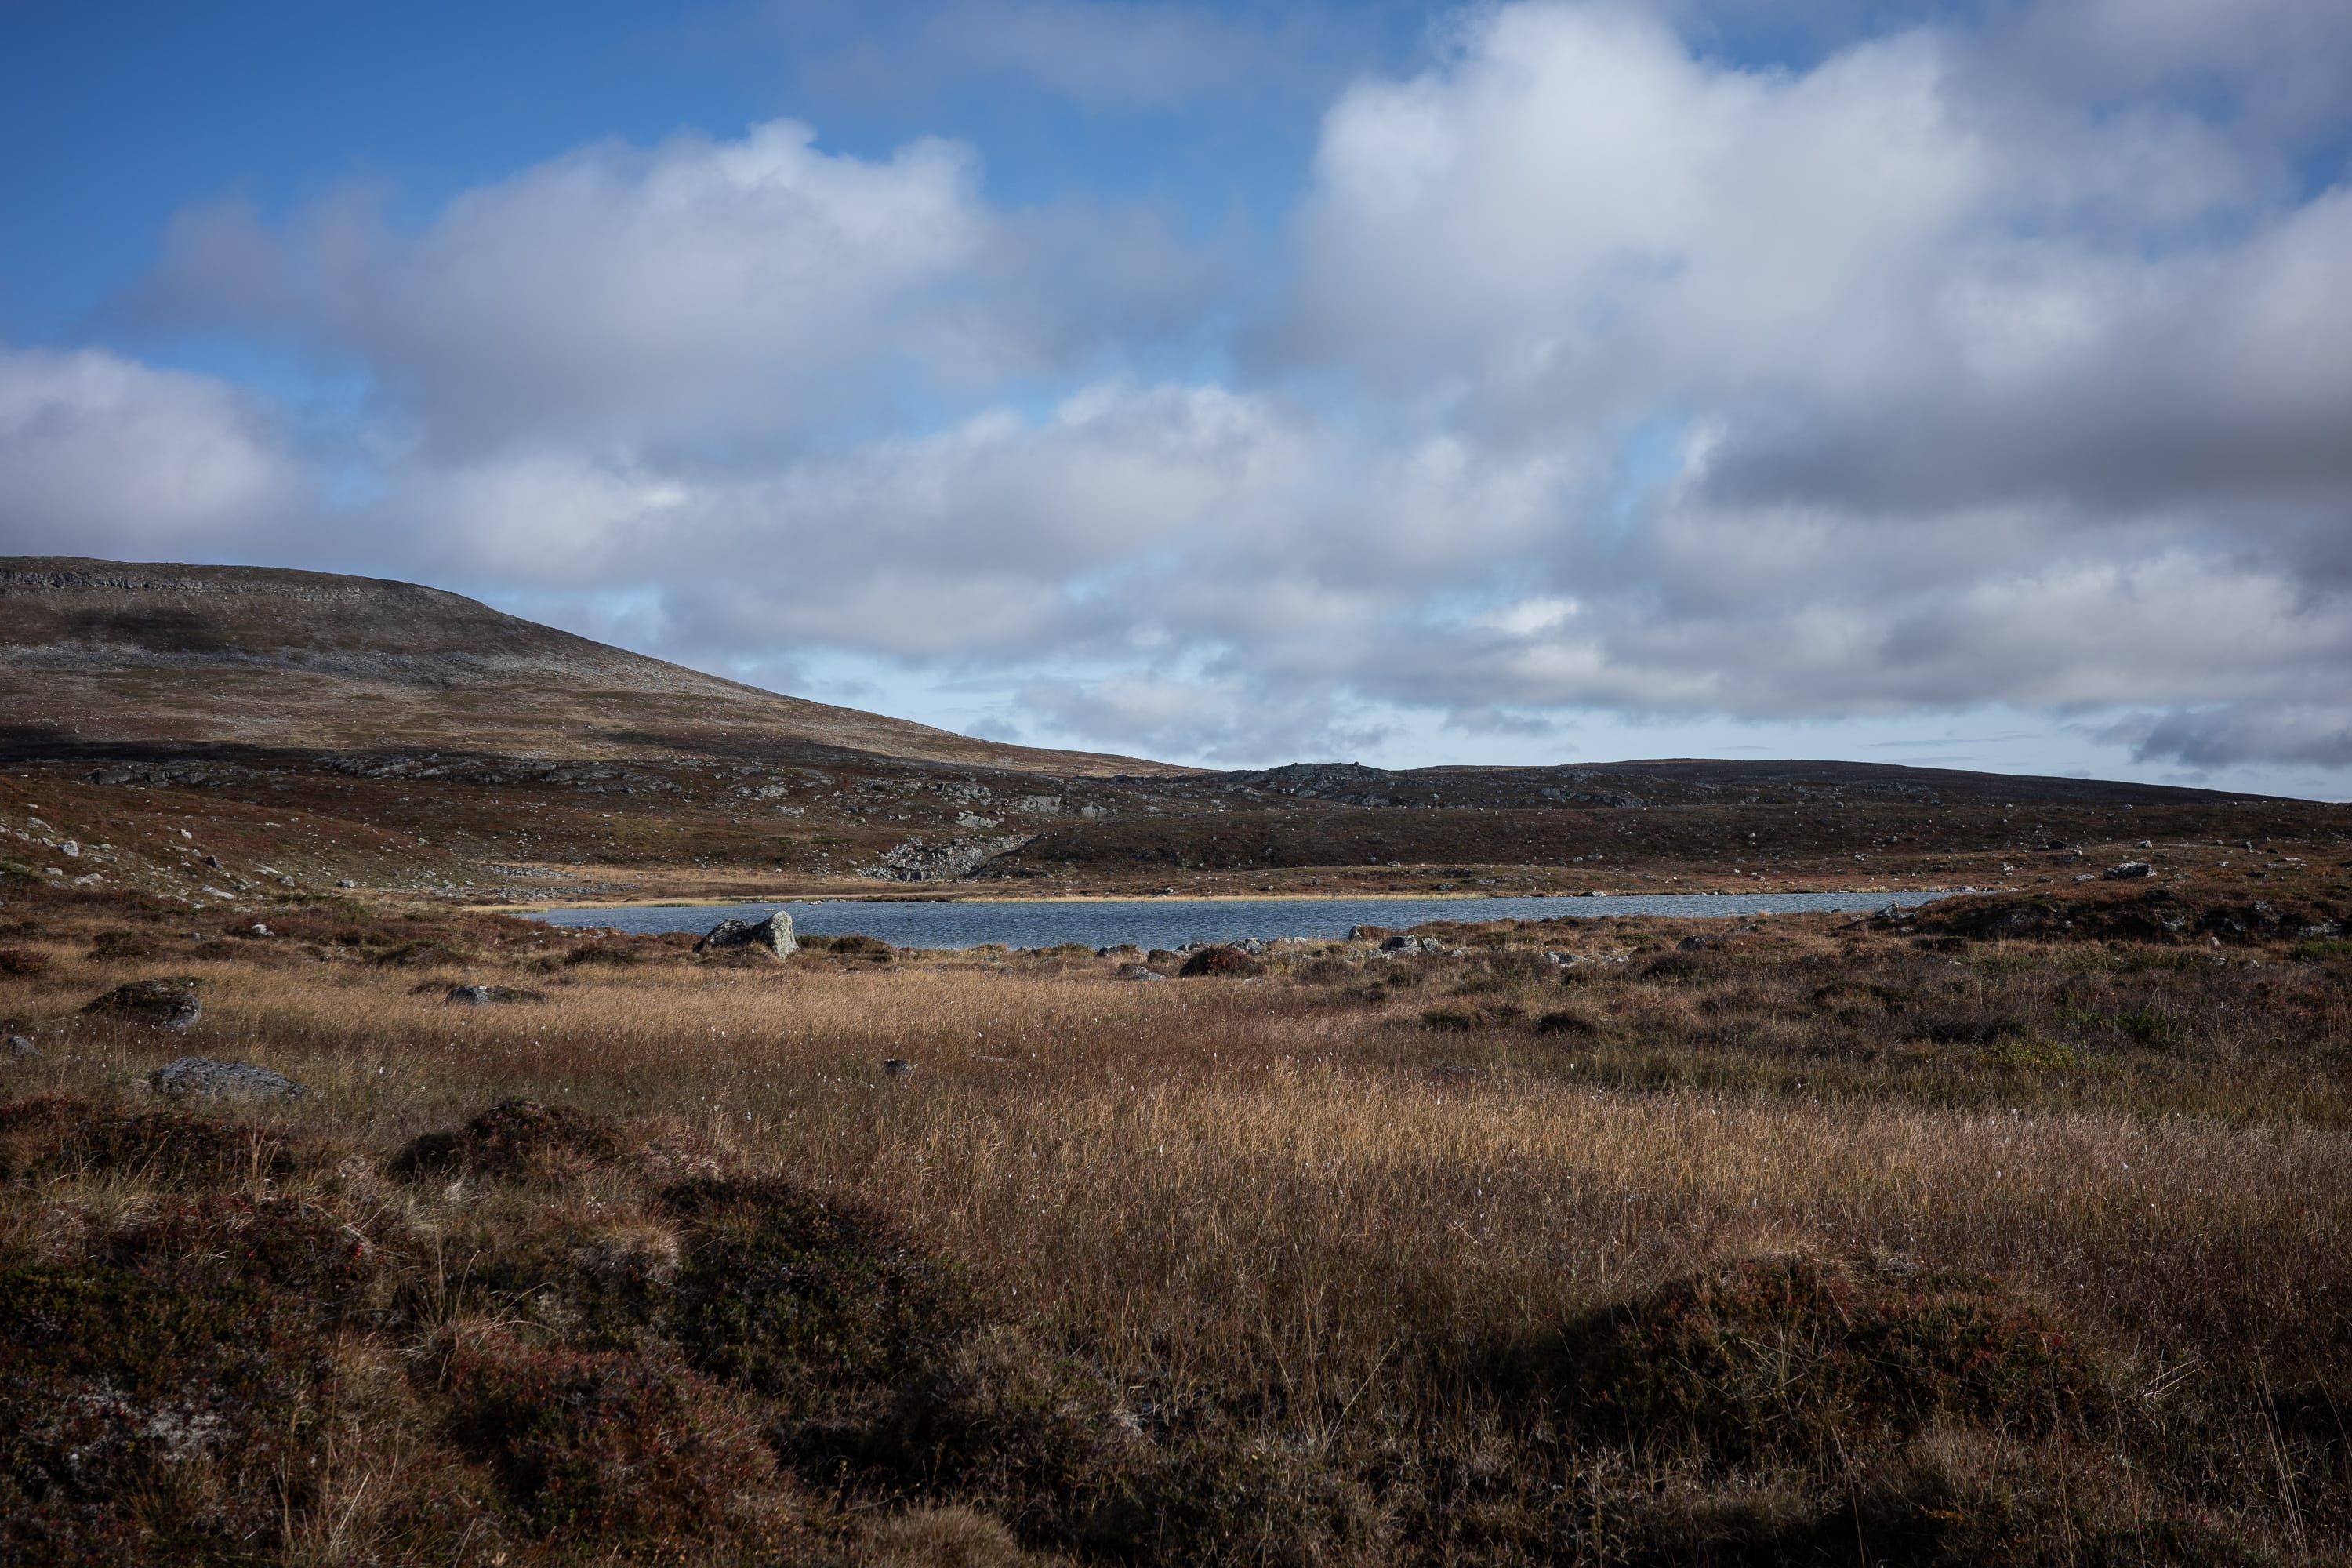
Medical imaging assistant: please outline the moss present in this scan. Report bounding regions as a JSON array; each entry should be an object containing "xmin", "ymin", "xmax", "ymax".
[
  {"xmin": 1552, "ymin": 1255, "xmax": 2110, "ymax": 1466},
  {"xmin": 662, "ymin": 1175, "xmax": 984, "ymax": 1399},
  {"xmin": 0, "ymin": 1266, "xmax": 333, "ymax": 1565},
  {"xmin": 437, "ymin": 1334, "xmax": 771, "ymax": 1542}
]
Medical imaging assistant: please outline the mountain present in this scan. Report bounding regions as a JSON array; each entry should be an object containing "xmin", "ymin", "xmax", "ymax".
[{"xmin": 0, "ymin": 557, "xmax": 1185, "ymax": 777}]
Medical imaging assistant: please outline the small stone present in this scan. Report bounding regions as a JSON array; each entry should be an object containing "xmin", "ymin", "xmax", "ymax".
[
  {"xmin": 445, "ymin": 984, "xmax": 544, "ymax": 1005},
  {"xmin": 883, "ymin": 1058, "xmax": 914, "ymax": 1077},
  {"xmin": 153, "ymin": 1055, "xmax": 306, "ymax": 1098},
  {"xmin": 5, "ymin": 1035, "xmax": 34, "ymax": 1058},
  {"xmin": 336, "ymin": 879, "xmax": 356, "ymax": 888}
]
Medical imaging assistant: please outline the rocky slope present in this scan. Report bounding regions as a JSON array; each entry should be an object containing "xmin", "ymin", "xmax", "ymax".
[{"xmin": 0, "ymin": 557, "xmax": 1181, "ymax": 776}]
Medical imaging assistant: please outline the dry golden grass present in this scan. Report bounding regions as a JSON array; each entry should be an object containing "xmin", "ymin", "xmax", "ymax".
[{"xmin": 5, "ymin": 891, "xmax": 2351, "ymax": 1563}]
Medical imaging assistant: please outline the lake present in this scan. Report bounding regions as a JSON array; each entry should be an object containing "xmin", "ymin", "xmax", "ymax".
[{"xmin": 529, "ymin": 890, "xmax": 1958, "ymax": 951}]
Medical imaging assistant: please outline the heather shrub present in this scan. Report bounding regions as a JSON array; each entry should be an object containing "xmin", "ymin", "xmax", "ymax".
[
  {"xmin": 1180, "ymin": 946, "xmax": 1263, "ymax": 978},
  {"xmin": 1552, "ymin": 1254, "xmax": 2109, "ymax": 1465},
  {"xmin": 662, "ymin": 1175, "xmax": 983, "ymax": 1399},
  {"xmin": 0, "ymin": 1267, "xmax": 334, "ymax": 1565},
  {"xmin": 437, "ymin": 1333, "xmax": 771, "ymax": 1542},
  {"xmin": 0, "ymin": 1095, "xmax": 298, "ymax": 1185}
]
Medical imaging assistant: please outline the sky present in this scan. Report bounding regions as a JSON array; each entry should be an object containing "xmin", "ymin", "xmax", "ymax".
[{"xmin": 3, "ymin": 1, "xmax": 2350, "ymax": 796}]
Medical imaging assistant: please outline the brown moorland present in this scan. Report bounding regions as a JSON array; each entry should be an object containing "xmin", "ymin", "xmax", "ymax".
[{"xmin": 2, "ymin": 856, "xmax": 2349, "ymax": 1565}]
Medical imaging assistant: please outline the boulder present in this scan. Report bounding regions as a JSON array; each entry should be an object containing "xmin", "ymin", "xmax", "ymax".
[
  {"xmin": 694, "ymin": 912, "xmax": 797, "ymax": 958},
  {"xmin": 2103, "ymin": 862, "xmax": 2154, "ymax": 880},
  {"xmin": 1118, "ymin": 964, "xmax": 1167, "ymax": 982},
  {"xmin": 81, "ymin": 978, "xmax": 201, "ymax": 1032},
  {"xmin": 883, "ymin": 1058, "xmax": 915, "ymax": 1078},
  {"xmin": 5, "ymin": 1034, "xmax": 34, "ymax": 1057},
  {"xmin": 445, "ymin": 984, "xmax": 546, "ymax": 1005},
  {"xmin": 152, "ymin": 1055, "xmax": 306, "ymax": 1098}
]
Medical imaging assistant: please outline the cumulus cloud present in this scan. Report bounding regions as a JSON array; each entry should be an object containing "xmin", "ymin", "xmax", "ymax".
[
  {"xmin": 0, "ymin": 346, "xmax": 307, "ymax": 557},
  {"xmin": 132, "ymin": 120, "xmax": 1209, "ymax": 452},
  {"xmin": 34, "ymin": 0, "xmax": 2351, "ymax": 781}
]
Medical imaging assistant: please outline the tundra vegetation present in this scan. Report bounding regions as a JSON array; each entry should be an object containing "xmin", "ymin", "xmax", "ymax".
[{"xmin": 1, "ymin": 856, "xmax": 2350, "ymax": 1566}]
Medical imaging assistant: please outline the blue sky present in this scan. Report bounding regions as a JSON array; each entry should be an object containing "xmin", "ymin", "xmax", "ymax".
[{"xmin": 5, "ymin": 0, "xmax": 2351, "ymax": 795}]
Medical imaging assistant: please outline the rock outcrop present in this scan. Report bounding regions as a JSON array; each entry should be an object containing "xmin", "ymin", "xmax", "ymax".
[{"xmin": 695, "ymin": 912, "xmax": 797, "ymax": 958}]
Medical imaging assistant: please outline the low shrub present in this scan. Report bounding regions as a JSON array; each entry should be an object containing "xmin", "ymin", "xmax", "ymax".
[
  {"xmin": 438, "ymin": 1334, "xmax": 770, "ymax": 1542},
  {"xmin": 562, "ymin": 943, "xmax": 640, "ymax": 966},
  {"xmin": 0, "ymin": 1096, "xmax": 297, "ymax": 1185},
  {"xmin": 85, "ymin": 929, "xmax": 165, "ymax": 963},
  {"xmin": 391, "ymin": 1097, "xmax": 627, "ymax": 1183},
  {"xmin": 372, "ymin": 938, "xmax": 467, "ymax": 967},
  {"xmin": 1534, "ymin": 1010, "xmax": 1595, "ymax": 1036},
  {"xmin": 0, "ymin": 946, "xmax": 47, "ymax": 977},
  {"xmin": 662, "ymin": 1176, "xmax": 983, "ymax": 1399},
  {"xmin": 1180, "ymin": 946, "xmax": 1263, "ymax": 978},
  {"xmin": 1552, "ymin": 1254, "xmax": 2108, "ymax": 1466},
  {"xmin": 825, "ymin": 933, "xmax": 898, "ymax": 963},
  {"xmin": 100, "ymin": 1195, "xmax": 376, "ymax": 1316},
  {"xmin": 0, "ymin": 1266, "xmax": 334, "ymax": 1565}
]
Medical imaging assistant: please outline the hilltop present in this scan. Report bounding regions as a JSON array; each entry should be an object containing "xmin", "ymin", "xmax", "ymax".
[
  {"xmin": 0, "ymin": 557, "xmax": 2338, "ymax": 904},
  {"xmin": 0, "ymin": 557, "xmax": 1181, "ymax": 776}
]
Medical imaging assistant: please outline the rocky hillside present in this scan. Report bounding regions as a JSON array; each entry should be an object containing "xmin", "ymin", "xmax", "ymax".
[{"xmin": 0, "ymin": 557, "xmax": 1181, "ymax": 777}]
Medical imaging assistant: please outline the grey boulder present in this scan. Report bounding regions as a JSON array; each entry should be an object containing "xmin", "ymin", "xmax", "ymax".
[
  {"xmin": 82, "ymin": 978, "xmax": 202, "ymax": 1032},
  {"xmin": 5, "ymin": 1034, "xmax": 34, "ymax": 1058},
  {"xmin": 2103, "ymin": 862, "xmax": 2154, "ymax": 880},
  {"xmin": 695, "ymin": 912, "xmax": 797, "ymax": 958},
  {"xmin": 153, "ymin": 1056, "xmax": 307, "ymax": 1098},
  {"xmin": 445, "ymin": 984, "xmax": 545, "ymax": 1005}
]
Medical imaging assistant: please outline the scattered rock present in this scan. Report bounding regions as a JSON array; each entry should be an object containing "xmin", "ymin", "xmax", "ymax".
[
  {"xmin": 1380, "ymin": 934, "xmax": 1441, "ymax": 955},
  {"xmin": 81, "ymin": 978, "xmax": 202, "ymax": 1032},
  {"xmin": 445, "ymin": 984, "xmax": 546, "ymax": 1005},
  {"xmin": 2103, "ymin": 862, "xmax": 2154, "ymax": 880},
  {"xmin": 152, "ymin": 1055, "xmax": 307, "ymax": 1098},
  {"xmin": 694, "ymin": 912, "xmax": 798, "ymax": 957},
  {"xmin": 5, "ymin": 1035, "xmax": 34, "ymax": 1057}
]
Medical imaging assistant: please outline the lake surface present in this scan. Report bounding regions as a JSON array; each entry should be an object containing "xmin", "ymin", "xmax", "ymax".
[{"xmin": 530, "ymin": 890, "xmax": 1957, "ymax": 951}]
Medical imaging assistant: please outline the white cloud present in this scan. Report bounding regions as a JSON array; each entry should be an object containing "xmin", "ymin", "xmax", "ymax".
[
  {"xmin": 136, "ymin": 120, "xmax": 1207, "ymax": 452},
  {"xmin": 0, "ymin": 346, "xmax": 307, "ymax": 557}
]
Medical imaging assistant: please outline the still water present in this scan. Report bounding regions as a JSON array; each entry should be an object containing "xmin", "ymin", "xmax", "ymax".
[{"xmin": 531, "ymin": 891, "xmax": 1954, "ymax": 952}]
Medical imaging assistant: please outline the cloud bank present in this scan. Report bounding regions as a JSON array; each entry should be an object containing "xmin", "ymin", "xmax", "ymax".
[{"xmin": 4, "ymin": 0, "xmax": 2347, "ymax": 780}]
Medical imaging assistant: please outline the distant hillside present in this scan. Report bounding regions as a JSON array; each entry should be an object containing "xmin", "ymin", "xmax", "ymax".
[{"xmin": 0, "ymin": 557, "xmax": 1187, "ymax": 777}]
